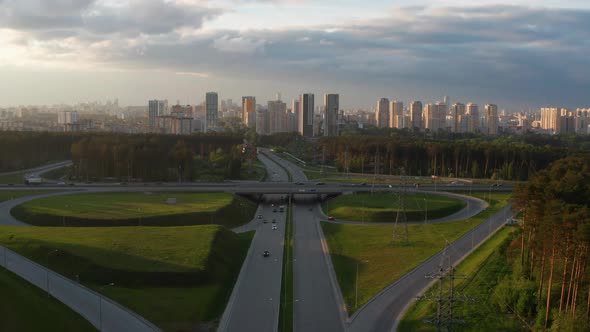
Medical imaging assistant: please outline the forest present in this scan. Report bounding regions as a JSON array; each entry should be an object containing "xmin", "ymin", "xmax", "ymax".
[
  {"xmin": 259, "ymin": 132, "xmax": 587, "ymax": 180},
  {"xmin": 508, "ymin": 156, "xmax": 590, "ymax": 330},
  {"xmin": 0, "ymin": 132, "xmax": 246, "ymax": 181}
]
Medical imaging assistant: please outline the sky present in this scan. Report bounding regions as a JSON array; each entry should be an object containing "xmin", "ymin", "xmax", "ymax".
[{"xmin": 1, "ymin": 0, "xmax": 590, "ymax": 110}]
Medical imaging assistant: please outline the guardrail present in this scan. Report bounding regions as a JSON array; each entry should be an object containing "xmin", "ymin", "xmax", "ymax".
[{"xmin": 0, "ymin": 246, "xmax": 161, "ymax": 332}]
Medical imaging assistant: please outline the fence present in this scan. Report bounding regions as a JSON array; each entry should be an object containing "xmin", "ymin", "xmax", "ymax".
[{"xmin": 0, "ymin": 246, "xmax": 161, "ymax": 332}]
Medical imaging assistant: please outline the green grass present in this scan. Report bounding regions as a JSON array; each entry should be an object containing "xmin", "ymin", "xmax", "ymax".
[
  {"xmin": 323, "ymin": 192, "xmax": 466, "ymax": 222},
  {"xmin": 399, "ymin": 226, "xmax": 522, "ymax": 332},
  {"xmin": 321, "ymin": 192, "xmax": 512, "ymax": 313},
  {"xmin": 279, "ymin": 198, "xmax": 294, "ymax": 332},
  {"xmin": 0, "ymin": 172, "xmax": 26, "ymax": 184},
  {"xmin": 11, "ymin": 192, "xmax": 256, "ymax": 227},
  {"xmin": 0, "ymin": 266, "xmax": 96, "ymax": 331},
  {"xmin": 0, "ymin": 190, "xmax": 56, "ymax": 203},
  {"xmin": 0, "ymin": 225, "xmax": 254, "ymax": 331}
]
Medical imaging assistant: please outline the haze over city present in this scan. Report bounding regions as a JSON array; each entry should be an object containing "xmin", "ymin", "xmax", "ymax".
[{"xmin": 1, "ymin": 0, "xmax": 590, "ymax": 109}]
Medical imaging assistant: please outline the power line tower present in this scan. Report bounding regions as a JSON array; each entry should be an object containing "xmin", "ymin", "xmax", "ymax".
[
  {"xmin": 392, "ymin": 167, "xmax": 409, "ymax": 244},
  {"xmin": 417, "ymin": 254, "xmax": 472, "ymax": 332}
]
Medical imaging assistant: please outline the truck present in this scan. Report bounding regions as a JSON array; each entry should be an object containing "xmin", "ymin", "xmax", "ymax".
[{"xmin": 24, "ymin": 177, "xmax": 42, "ymax": 185}]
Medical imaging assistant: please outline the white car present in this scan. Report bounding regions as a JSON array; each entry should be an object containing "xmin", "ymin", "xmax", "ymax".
[
  {"xmin": 257, "ymin": 215, "xmax": 263, "ymax": 219},
  {"xmin": 272, "ymin": 224, "xmax": 278, "ymax": 230}
]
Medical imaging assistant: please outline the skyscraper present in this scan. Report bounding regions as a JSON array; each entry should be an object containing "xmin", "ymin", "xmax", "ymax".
[
  {"xmin": 376, "ymin": 98, "xmax": 390, "ymax": 128},
  {"xmin": 466, "ymin": 103, "xmax": 480, "ymax": 133},
  {"xmin": 292, "ymin": 99, "xmax": 300, "ymax": 132},
  {"xmin": 451, "ymin": 103, "xmax": 465, "ymax": 133},
  {"xmin": 410, "ymin": 101, "xmax": 423, "ymax": 130},
  {"xmin": 484, "ymin": 104, "xmax": 498, "ymax": 135},
  {"xmin": 205, "ymin": 92, "xmax": 218, "ymax": 131},
  {"xmin": 324, "ymin": 94, "xmax": 339, "ymax": 136},
  {"xmin": 424, "ymin": 103, "xmax": 446, "ymax": 132},
  {"xmin": 148, "ymin": 99, "xmax": 167, "ymax": 129},
  {"xmin": 390, "ymin": 100, "xmax": 403, "ymax": 128},
  {"xmin": 268, "ymin": 99, "xmax": 287, "ymax": 134},
  {"xmin": 242, "ymin": 96, "xmax": 256, "ymax": 128},
  {"xmin": 299, "ymin": 93, "xmax": 314, "ymax": 137}
]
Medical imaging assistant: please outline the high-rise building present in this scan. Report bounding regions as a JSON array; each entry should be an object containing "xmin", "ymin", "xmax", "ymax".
[
  {"xmin": 324, "ymin": 94, "xmax": 339, "ymax": 136},
  {"xmin": 292, "ymin": 99, "xmax": 300, "ymax": 132},
  {"xmin": 451, "ymin": 103, "xmax": 465, "ymax": 133},
  {"xmin": 299, "ymin": 93, "xmax": 314, "ymax": 137},
  {"xmin": 242, "ymin": 96, "xmax": 256, "ymax": 128},
  {"xmin": 205, "ymin": 92, "xmax": 218, "ymax": 131},
  {"xmin": 410, "ymin": 101, "xmax": 423, "ymax": 130},
  {"xmin": 466, "ymin": 103, "xmax": 480, "ymax": 133},
  {"xmin": 424, "ymin": 103, "xmax": 446, "ymax": 132},
  {"xmin": 540, "ymin": 107, "xmax": 562, "ymax": 134},
  {"xmin": 390, "ymin": 100, "xmax": 403, "ymax": 128},
  {"xmin": 484, "ymin": 104, "xmax": 499, "ymax": 135},
  {"xmin": 268, "ymin": 100, "xmax": 287, "ymax": 134},
  {"xmin": 376, "ymin": 98, "xmax": 390, "ymax": 128},
  {"xmin": 148, "ymin": 100, "xmax": 167, "ymax": 128},
  {"xmin": 256, "ymin": 108, "xmax": 269, "ymax": 135},
  {"xmin": 57, "ymin": 111, "xmax": 78, "ymax": 125}
]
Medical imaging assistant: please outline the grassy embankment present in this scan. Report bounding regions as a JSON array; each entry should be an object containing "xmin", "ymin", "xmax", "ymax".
[
  {"xmin": 0, "ymin": 191, "xmax": 58, "ymax": 203},
  {"xmin": 323, "ymin": 192, "xmax": 466, "ymax": 222},
  {"xmin": 0, "ymin": 225, "xmax": 254, "ymax": 331},
  {"xmin": 399, "ymin": 226, "xmax": 523, "ymax": 331},
  {"xmin": 0, "ymin": 266, "xmax": 96, "ymax": 331},
  {"xmin": 11, "ymin": 192, "xmax": 256, "ymax": 227},
  {"xmin": 321, "ymin": 192, "xmax": 512, "ymax": 313}
]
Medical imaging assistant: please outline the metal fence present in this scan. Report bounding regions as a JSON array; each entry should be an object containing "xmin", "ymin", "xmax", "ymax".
[{"xmin": 0, "ymin": 246, "xmax": 161, "ymax": 332}]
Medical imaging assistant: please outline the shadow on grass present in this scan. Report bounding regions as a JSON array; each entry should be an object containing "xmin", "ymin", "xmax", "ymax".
[{"xmin": 11, "ymin": 197, "xmax": 256, "ymax": 228}]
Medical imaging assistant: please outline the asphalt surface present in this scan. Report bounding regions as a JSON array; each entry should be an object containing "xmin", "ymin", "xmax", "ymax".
[
  {"xmin": 348, "ymin": 204, "xmax": 515, "ymax": 332},
  {"xmin": 0, "ymin": 152, "xmax": 515, "ymax": 332},
  {"xmin": 261, "ymin": 149, "xmax": 345, "ymax": 332},
  {"xmin": 218, "ymin": 152, "xmax": 290, "ymax": 332},
  {"xmin": 0, "ymin": 160, "xmax": 72, "ymax": 178}
]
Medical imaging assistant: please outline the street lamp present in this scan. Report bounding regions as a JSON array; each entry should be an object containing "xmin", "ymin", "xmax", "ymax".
[
  {"xmin": 46, "ymin": 249, "xmax": 59, "ymax": 297},
  {"xmin": 355, "ymin": 259, "xmax": 369, "ymax": 310},
  {"xmin": 424, "ymin": 198, "xmax": 428, "ymax": 224}
]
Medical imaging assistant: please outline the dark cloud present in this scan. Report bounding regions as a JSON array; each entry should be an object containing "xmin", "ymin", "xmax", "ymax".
[
  {"xmin": 2, "ymin": 3, "xmax": 589, "ymax": 108},
  {"xmin": 0, "ymin": 0, "xmax": 221, "ymax": 36}
]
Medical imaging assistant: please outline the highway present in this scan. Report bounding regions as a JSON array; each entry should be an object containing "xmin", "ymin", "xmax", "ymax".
[
  {"xmin": 0, "ymin": 152, "xmax": 515, "ymax": 332},
  {"xmin": 0, "ymin": 160, "xmax": 72, "ymax": 179},
  {"xmin": 218, "ymin": 153, "xmax": 290, "ymax": 332},
  {"xmin": 262, "ymin": 149, "xmax": 345, "ymax": 332}
]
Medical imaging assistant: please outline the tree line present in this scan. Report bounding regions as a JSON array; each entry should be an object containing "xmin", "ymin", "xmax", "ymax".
[
  {"xmin": 510, "ymin": 155, "xmax": 590, "ymax": 329},
  {"xmin": 0, "ymin": 131, "xmax": 73, "ymax": 172},
  {"xmin": 70, "ymin": 134, "xmax": 245, "ymax": 181}
]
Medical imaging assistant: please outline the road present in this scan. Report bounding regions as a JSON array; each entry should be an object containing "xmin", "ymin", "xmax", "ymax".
[
  {"xmin": 0, "ymin": 152, "xmax": 515, "ymax": 332},
  {"xmin": 0, "ymin": 160, "xmax": 72, "ymax": 178},
  {"xmin": 261, "ymin": 149, "xmax": 345, "ymax": 332},
  {"xmin": 218, "ymin": 152, "xmax": 290, "ymax": 332},
  {"xmin": 263, "ymin": 150, "xmax": 515, "ymax": 332}
]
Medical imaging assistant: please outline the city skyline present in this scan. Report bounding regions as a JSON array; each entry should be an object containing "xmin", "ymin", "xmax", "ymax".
[{"xmin": 1, "ymin": 1, "xmax": 590, "ymax": 109}]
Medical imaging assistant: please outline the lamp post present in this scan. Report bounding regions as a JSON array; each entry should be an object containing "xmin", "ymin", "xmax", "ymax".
[
  {"xmin": 424, "ymin": 198, "xmax": 427, "ymax": 224},
  {"xmin": 355, "ymin": 260, "xmax": 369, "ymax": 310},
  {"xmin": 46, "ymin": 249, "xmax": 59, "ymax": 297}
]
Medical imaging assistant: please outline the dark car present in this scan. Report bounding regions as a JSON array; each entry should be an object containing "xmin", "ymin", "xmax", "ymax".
[
  {"xmin": 295, "ymin": 182, "xmax": 304, "ymax": 185},
  {"xmin": 273, "ymin": 208, "xmax": 277, "ymax": 213},
  {"xmin": 263, "ymin": 250, "xmax": 270, "ymax": 257},
  {"xmin": 328, "ymin": 216, "xmax": 335, "ymax": 221},
  {"xmin": 272, "ymin": 219, "xmax": 277, "ymax": 223},
  {"xmin": 315, "ymin": 182, "xmax": 325, "ymax": 185}
]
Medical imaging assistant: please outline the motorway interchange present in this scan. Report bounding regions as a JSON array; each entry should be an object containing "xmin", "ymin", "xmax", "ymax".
[{"xmin": 0, "ymin": 154, "xmax": 514, "ymax": 332}]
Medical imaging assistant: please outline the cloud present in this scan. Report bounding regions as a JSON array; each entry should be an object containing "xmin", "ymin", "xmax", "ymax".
[
  {"xmin": 1, "ymin": 3, "xmax": 589, "ymax": 107},
  {"xmin": 0, "ymin": 0, "xmax": 221, "ymax": 36}
]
